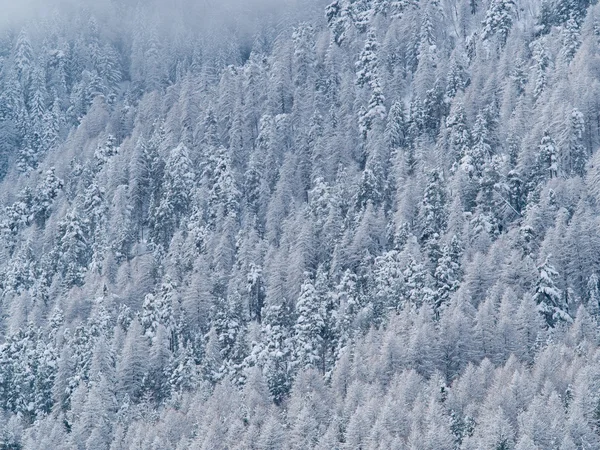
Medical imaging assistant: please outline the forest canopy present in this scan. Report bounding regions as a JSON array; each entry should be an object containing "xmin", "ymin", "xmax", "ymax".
[{"xmin": 1, "ymin": 0, "xmax": 600, "ymax": 448}]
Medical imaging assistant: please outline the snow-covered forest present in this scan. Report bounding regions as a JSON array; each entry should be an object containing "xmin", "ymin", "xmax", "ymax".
[{"xmin": 1, "ymin": 0, "xmax": 600, "ymax": 447}]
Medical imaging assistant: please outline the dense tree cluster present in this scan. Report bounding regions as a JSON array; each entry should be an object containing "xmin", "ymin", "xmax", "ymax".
[{"xmin": 2, "ymin": 0, "xmax": 600, "ymax": 448}]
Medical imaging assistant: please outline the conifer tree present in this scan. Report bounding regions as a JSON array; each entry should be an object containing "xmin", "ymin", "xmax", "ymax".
[
  {"xmin": 386, "ymin": 101, "xmax": 407, "ymax": 152},
  {"xmin": 151, "ymin": 143, "xmax": 194, "ymax": 246},
  {"xmin": 372, "ymin": 249, "xmax": 404, "ymax": 320},
  {"xmin": 482, "ymin": 0, "xmax": 516, "ymax": 45},
  {"xmin": 254, "ymin": 299, "xmax": 294, "ymax": 404},
  {"xmin": 446, "ymin": 103, "xmax": 471, "ymax": 166},
  {"xmin": 54, "ymin": 209, "xmax": 92, "ymax": 287},
  {"xmin": 532, "ymin": 42, "xmax": 549, "ymax": 100},
  {"xmin": 533, "ymin": 256, "xmax": 572, "ymax": 328},
  {"xmin": 585, "ymin": 273, "xmax": 600, "ymax": 318},
  {"xmin": 403, "ymin": 257, "xmax": 434, "ymax": 309},
  {"xmin": 356, "ymin": 29, "xmax": 380, "ymax": 90},
  {"xmin": 326, "ymin": 0, "xmax": 352, "ymax": 46},
  {"xmin": 420, "ymin": 169, "xmax": 448, "ymax": 250},
  {"xmin": 116, "ymin": 319, "xmax": 148, "ymax": 401},
  {"xmin": 13, "ymin": 29, "xmax": 33, "ymax": 90},
  {"xmin": 561, "ymin": 17, "xmax": 581, "ymax": 61},
  {"xmin": 564, "ymin": 108, "xmax": 587, "ymax": 177},
  {"xmin": 537, "ymin": 130, "xmax": 559, "ymax": 181},
  {"xmin": 293, "ymin": 274, "xmax": 327, "ymax": 374},
  {"xmin": 433, "ymin": 236, "xmax": 463, "ymax": 314},
  {"xmin": 141, "ymin": 278, "xmax": 176, "ymax": 339},
  {"xmin": 462, "ymin": 112, "xmax": 491, "ymax": 180},
  {"xmin": 211, "ymin": 291, "xmax": 248, "ymax": 383}
]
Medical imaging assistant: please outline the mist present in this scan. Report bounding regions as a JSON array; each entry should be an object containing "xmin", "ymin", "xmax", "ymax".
[
  {"xmin": 0, "ymin": 0, "xmax": 325, "ymax": 32},
  {"xmin": 0, "ymin": 0, "xmax": 113, "ymax": 28}
]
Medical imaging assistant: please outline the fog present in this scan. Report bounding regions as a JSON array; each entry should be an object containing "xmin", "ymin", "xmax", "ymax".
[
  {"xmin": 0, "ymin": 0, "xmax": 326, "ymax": 32},
  {"xmin": 0, "ymin": 0, "xmax": 113, "ymax": 28}
]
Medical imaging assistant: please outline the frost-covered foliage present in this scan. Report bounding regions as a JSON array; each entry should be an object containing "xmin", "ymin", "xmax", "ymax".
[{"xmin": 2, "ymin": 0, "xmax": 600, "ymax": 448}]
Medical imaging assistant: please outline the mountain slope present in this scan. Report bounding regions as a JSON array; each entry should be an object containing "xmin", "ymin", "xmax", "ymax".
[{"xmin": 1, "ymin": 0, "xmax": 600, "ymax": 448}]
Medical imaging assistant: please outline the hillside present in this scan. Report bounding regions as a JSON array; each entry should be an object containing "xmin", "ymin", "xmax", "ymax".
[{"xmin": 1, "ymin": 0, "xmax": 600, "ymax": 448}]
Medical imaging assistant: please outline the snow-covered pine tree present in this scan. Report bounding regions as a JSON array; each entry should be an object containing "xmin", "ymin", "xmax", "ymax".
[{"xmin": 533, "ymin": 256, "xmax": 572, "ymax": 328}]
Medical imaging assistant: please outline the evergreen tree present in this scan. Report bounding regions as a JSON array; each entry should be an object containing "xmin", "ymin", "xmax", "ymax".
[
  {"xmin": 356, "ymin": 29, "xmax": 380, "ymax": 90},
  {"xmin": 386, "ymin": 101, "xmax": 407, "ymax": 152},
  {"xmin": 372, "ymin": 249, "xmax": 404, "ymax": 320},
  {"xmin": 151, "ymin": 143, "xmax": 194, "ymax": 246},
  {"xmin": 206, "ymin": 145, "xmax": 240, "ymax": 224},
  {"xmin": 116, "ymin": 319, "xmax": 148, "ymax": 401},
  {"xmin": 482, "ymin": 0, "xmax": 516, "ymax": 45},
  {"xmin": 326, "ymin": 0, "xmax": 352, "ymax": 46},
  {"xmin": 334, "ymin": 269, "xmax": 362, "ymax": 349},
  {"xmin": 563, "ymin": 108, "xmax": 587, "ymax": 177},
  {"xmin": 420, "ymin": 169, "xmax": 448, "ymax": 250},
  {"xmin": 433, "ymin": 236, "xmax": 463, "ymax": 315},
  {"xmin": 168, "ymin": 344, "xmax": 198, "ymax": 395},
  {"xmin": 141, "ymin": 278, "xmax": 176, "ymax": 339},
  {"xmin": 532, "ymin": 42, "xmax": 549, "ymax": 100},
  {"xmin": 585, "ymin": 273, "xmax": 600, "ymax": 318},
  {"xmin": 253, "ymin": 299, "xmax": 294, "ymax": 404},
  {"xmin": 42, "ymin": 98, "xmax": 61, "ymax": 153},
  {"xmin": 13, "ymin": 29, "xmax": 33, "ymax": 90},
  {"xmin": 403, "ymin": 257, "xmax": 434, "ymax": 309},
  {"xmin": 147, "ymin": 324, "xmax": 172, "ymax": 402},
  {"xmin": 561, "ymin": 16, "xmax": 581, "ymax": 61},
  {"xmin": 247, "ymin": 263, "xmax": 266, "ymax": 323},
  {"xmin": 293, "ymin": 274, "xmax": 327, "ymax": 374},
  {"xmin": 537, "ymin": 130, "xmax": 559, "ymax": 181},
  {"xmin": 461, "ymin": 111, "xmax": 491, "ymax": 181},
  {"xmin": 471, "ymin": 157, "xmax": 502, "ymax": 239},
  {"xmin": 533, "ymin": 256, "xmax": 572, "ymax": 327},
  {"xmin": 446, "ymin": 103, "xmax": 471, "ymax": 166},
  {"xmin": 359, "ymin": 81, "xmax": 386, "ymax": 139},
  {"xmin": 54, "ymin": 209, "xmax": 92, "ymax": 287},
  {"xmin": 211, "ymin": 291, "xmax": 248, "ymax": 383}
]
